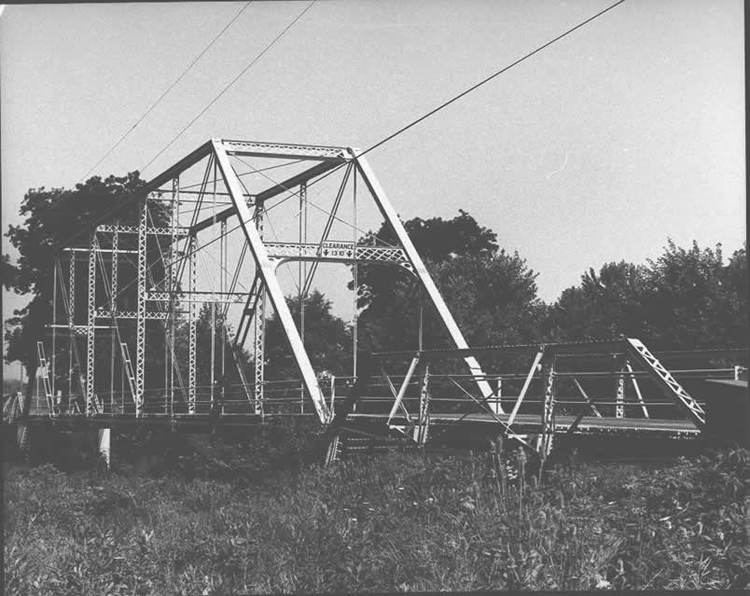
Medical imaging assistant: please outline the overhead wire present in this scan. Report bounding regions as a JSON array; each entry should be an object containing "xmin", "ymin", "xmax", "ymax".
[
  {"xmin": 357, "ymin": 0, "xmax": 627, "ymax": 161},
  {"xmin": 236, "ymin": 157, "xmax": 399, "ymax": 248},
  {"xmin": 70, "ymin": 0, "xmax": 628, "ymax": 306},
  {"xmin": 279, "ymin": 0, "xmax": 630, "ymax": 198},
  {"xmin": 140, "ymin": 0, "xmax": 317, "ymax": 175},
  {"xmin": 178, "ymin": 157, "xmax": 305, "ymax": 191},
  {"xmin": 79, "ymin": 1, "xmax": 254, "ymax": 182},
  {"xmin": 213, "ymin": 0, "xmax": 630, "ymax": 298}
]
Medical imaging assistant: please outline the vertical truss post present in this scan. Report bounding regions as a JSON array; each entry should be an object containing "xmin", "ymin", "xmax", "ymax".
[
  {"xmin": 210, "ymin": 292, "xmax": 216, "ymax": 412},
  {"xmin": 415, "ymin": 363, "xmax": 431, "ymax": 445},
  {"xmin": 253, "ymin": 205, "xmax": 265, "ymax": 417},
  {"xmin": 352, "ymin": 167, "xmax": 358, "ymax": 382},
  {"xmin": 135, "ymin": 198, "xmax": 147, "ymax": 417},
  {"xmin": 615, "ymin": 355, "xmax": 625, "ymax": 419},
  {"xmin": 489, "ymin": 375, "xmax": 504, "ymax": 415},
  {"xmin": 209, "ymin": 160, "xmax": 218, "ymax": 414},
  {"xmin": 168, "ymin": 177, "xmax": 179, "ymax": 417},
  {"xmin": 254, "ymin": 293, "xmax": 266, "ymax": 417},
  {"xmin": 353, "ymin": 153, "xmax": 494, "ymax": 401},
  {"xmin": 51, "ymin": 259, "xmax": 57, "ymax": 397},
  {"xmin": 539, "ymin": 354, "xmax": 556, "ymax": 459},
  {"xmin": 111, "ymin": 226, "xmax": 119, "ymax": 312},
  {"xmin": 86, "ymin": 234, "xmax": 97, "ymax": 414},
  {"xmin": 110, "ymin": 225, "xmax": 119, "ymax": 413},
  {"xmin": 220, "ymin": 218, "xmax": 227, "ymax": 414},
  {"xmin": 299, "ymin": 181, "xmax": 307, "ymax": 414},
  {"xmin": 626, "ymin": 361, "xmax": 649, "ymax": 418},
  {"xmin": 188, "ymin": 235, "xmax": 197, "ymax": 414},
  {"xmin": 67, "ymin": 251, "xmax": 76, "ymax": 399}
]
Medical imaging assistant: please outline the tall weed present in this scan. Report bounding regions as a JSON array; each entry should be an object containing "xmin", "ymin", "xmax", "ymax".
[{"xmin": 4, "ymin": 448, "xmax": 748, "ymax": 593}]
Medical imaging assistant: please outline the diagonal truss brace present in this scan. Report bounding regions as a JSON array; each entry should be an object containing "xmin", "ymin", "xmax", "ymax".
[
  {"xmin": 626, "ymin": 338, "xmax": 705, "ymax": 427},
  {"xmin": 211, "ymin": 139, "xmax": 330, "ymax": 424},
  {"xmin": 352, "ymin": 150, "xmax": 495, "ymax": 401}
]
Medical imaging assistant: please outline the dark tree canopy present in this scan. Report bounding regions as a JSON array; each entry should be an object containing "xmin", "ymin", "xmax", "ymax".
[
  {"xmin": 642, "ymin": 241, "xmax": 747, "ymax": 349},
  {"xmin": 547, "ymin": 240, "xmax": 748, "ymax": 353},
  {"xmin": 264, "ymin": 290, "xmax": 352, "ymax": 381},
  {"xmin": 5, "ymin": 171, "xmax": 746, "ymax": 410},
  {"xmin": 546, "ymin": 261, "xmax": 649, "ymax": 342},
  {"xmin": 364, "ymin": 208, "xmax": 499, "ymax": 262},
  {"xmin": 4, "ymin": 173, "xmax": 149, "ymax": 411},
  {"xmin": 354, "ymin": 210, "xmax": 543, "ymax": 354}
]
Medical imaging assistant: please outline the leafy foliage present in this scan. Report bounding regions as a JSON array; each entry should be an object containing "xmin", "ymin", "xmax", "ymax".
[
  {"xmin": 355, "ymin": 210, "xmax": 543, "ymax": 353},
  {"xmin": 3, "ymin": 173, "xmax": 153, "ymax": 412},
  {"xmin": 264, "ymin": 291, "xmax": 352, "ymax": 381},
  {"xmin": 547, "ymin": 261, "xmax": 650, "ymax": 341},
  {"xmin": 4, "ymin": 447, "xmax": 748, "ymax": 593},
  {"xmin": 548, "ymin": 240, "xmax": 748, "ymax": 352},
  {"xmin": 4, "ymin": 170, "xmax": 746, "ymax": 409},
  {"xmin": 643, "ymin": 241, "xmax": 747, "ymax": 349}
]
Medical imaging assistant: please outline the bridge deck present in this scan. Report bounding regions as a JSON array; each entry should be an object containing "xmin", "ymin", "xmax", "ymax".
[
  {"xmin": 379, "ymin": 412, "xmax": 700, "ymax": 435},
  {"xmin": 14, "ymin": 411, "xmax": 700, "ymax": 438}
]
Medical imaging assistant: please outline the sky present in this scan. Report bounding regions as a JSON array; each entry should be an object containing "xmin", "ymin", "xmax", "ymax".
[{"xmin": 1, "ymin": 0, "xmax": 745, "ymax": 378}]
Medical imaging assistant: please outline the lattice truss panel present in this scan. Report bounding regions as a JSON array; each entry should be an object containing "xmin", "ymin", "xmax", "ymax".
[
  {"xmin": 370, "ymin": 338, "xmax": 710, "ymax": 457},
  {"xmin": 46, "ymin": 139, "xmax": 495, "ymax": 423}
]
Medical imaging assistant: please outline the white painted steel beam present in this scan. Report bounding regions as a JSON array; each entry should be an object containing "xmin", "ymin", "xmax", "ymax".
[
  {"xmin": 221, "ymin": 139, "xmax": 350, "ymax": 161},
  {"xmin": 507, "ymin": 350, "xmax": 544, "ymax": 427},
  {"xmin": 352, "ymin": 151, "xmax": 495, "ymax": 401},
  {"xmin": 211, "ymin": 140, "xmax": 330, "ymax": 424}
]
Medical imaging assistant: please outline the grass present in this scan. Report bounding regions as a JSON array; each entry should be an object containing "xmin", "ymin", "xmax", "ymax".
[{"xmin": 3, "ymin": 437, "xmax": 749, "ymax": 594}]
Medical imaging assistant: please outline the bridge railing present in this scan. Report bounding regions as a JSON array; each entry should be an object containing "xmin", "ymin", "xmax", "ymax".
[
  {"xmin": 21, "ymin": 341, "xmax": 746, "ymax": 426},
  {"xmin": 361, "ymin": 341, "xmax": 747, "ymax": 442}
]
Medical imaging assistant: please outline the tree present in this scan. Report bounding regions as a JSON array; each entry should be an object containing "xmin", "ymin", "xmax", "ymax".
[
  {"xmin": 170, "ymin": 303, "xmax": 253, "ymax": 413},
  {"xmin": 641, "ymin": 240, "xmax": 746, "ymax": 350},
  {"xmin": 547, "ymin": 240, "xmax": 748, "ymax": 354},
  {"xmin": 4, "ymin": 172, "xmax": 152, "ymax": 413},
  {"xmin": 263, "ymin": 290, "xmax": 352, "ymax": 382},
  {"xmin": 353, "ymin": 210, "xmax": 543, "ymax": 354},
  {"xmin": 546, "ymin": 261, "xmax": 649, "ymax": 342}
]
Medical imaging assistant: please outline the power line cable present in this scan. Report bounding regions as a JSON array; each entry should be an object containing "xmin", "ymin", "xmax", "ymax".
[
  {"xmin": 179, "ymin": 157, "xmax": 305, "ymax": 191},
  {"xmin": 291, "ymin": 0, "xmax": 629, "ymax": 197},
  {"xmin": 79, "ymin": 1, "xmax": 254, "ymax": 182},
  {"xmin": 140, "ymin": 0, "xmax": 317, "ymax": 175},
  {"xmin": 253, "ymin": 0, "xmax": 628, "ymax": 252},
  {"xmin": 64, "ymin": 0, "xmax": 623, "ymax": 260},
  {"xmin": 358, "ymin": 0, "xmax": 627, "ymax": 160},
  {"xmin": 238, "ymin": 157, "xmax": 399, "ymax": 247}
]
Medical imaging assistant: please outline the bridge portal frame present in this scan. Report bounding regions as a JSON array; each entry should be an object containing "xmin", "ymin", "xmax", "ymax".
[{"xmin": 49, "ymin": 139, "xmax": 497, "ymax": 425}]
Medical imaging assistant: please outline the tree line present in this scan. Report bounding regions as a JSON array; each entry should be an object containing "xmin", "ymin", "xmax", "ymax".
[{"xmin": 4, "ymin": 173, "xmax": 747, "ymax": 406}]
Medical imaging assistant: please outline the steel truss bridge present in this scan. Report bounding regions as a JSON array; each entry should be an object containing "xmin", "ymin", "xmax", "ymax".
[{"xmin": 7, "ymin": 139, "xmax": 748, "ymax": 466}]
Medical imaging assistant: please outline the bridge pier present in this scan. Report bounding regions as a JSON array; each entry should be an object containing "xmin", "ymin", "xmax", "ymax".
[
  {"xmin": 98, "ymin": 428, "xmax": 112, "ymax": 469},
  {"xmin": 16, "ymin": 423, "xmax": 30, "ymax": 460},
  {"xmin": 324, "ymin": 433, "xmax": 341, "ymax": 466}
]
